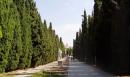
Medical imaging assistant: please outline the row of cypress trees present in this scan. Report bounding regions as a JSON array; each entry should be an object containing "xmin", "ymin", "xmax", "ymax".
[
  {"xmin": 73, "ymin": 0, "xmax": 130, "ymax": 76},
  {"xmin": 0, "ymin": 0, "xmax": 65, "ymax": 72}
]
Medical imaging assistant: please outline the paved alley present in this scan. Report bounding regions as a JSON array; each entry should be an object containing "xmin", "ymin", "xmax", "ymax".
[{"xmin": 67, "ymin": 59, "xmax": 113, "ymax": 77}]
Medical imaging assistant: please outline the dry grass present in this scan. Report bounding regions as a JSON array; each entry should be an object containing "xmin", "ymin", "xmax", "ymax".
[{"xmin": 0, "ymin": 73, "xmax": 13, "ymax": 77}]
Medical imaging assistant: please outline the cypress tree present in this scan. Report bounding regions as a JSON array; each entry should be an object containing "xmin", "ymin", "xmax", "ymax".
[
  {"xmin": 73, "ymin": 0, "xmax": 130, "ymax": 75},
  {"xmin": 13, "ymin": 0, "xmax": 32, "ymax": 69},
  {"xmin": 80, "ymin": 10, "xmax": 88, "ymax": 61},
  {"xmin": 0, "ymin": 0, "xmax": 22, "ymax": 72},
  {"xmin": 0, "ymin": 0, "xmax": 65, "ymax": 73}
]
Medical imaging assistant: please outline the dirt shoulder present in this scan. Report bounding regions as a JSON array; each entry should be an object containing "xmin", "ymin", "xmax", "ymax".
[{"xmin": 0, "ymin": 57, "xmax": 68, "ymax": 77}]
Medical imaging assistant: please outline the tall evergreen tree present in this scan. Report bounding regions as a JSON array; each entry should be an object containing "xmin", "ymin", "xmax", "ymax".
[
  {"xmin": 0, "ymin": 0, "xmax": 23, "ymax": 72},
  {"xmin": 73, "ymin": 0, "xmax": 130, "ymax": 75},
  {"xmin": 0, "ymin": 0, "xmax": 64, "ymax": 73},
  {"xmin": 80, "ymin": 10, "xmax": 88, "ymax": 61},
  {"xmin": 13, "ymin": 0, "xmax": 32, "ymax": 69}
]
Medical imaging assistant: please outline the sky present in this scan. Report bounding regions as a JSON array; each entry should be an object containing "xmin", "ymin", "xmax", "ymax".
[{"xmin": 35, "ymin": 0, "xmax": 94, "ymax": 47}]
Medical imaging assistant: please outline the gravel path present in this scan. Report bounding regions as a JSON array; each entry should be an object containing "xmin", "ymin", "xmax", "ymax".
[{"xmin": 7, "ymin": 58, "xmax": 66, "ymax": 77}]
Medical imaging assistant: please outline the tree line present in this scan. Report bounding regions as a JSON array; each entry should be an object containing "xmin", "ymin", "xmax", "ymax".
[
  {"xmin": 0, "ymin": 0, "xmax": 65, "ymax": 72},
  {"xmin": 73, "ymin": 0, "xmax": 130, "ymax": 76}
]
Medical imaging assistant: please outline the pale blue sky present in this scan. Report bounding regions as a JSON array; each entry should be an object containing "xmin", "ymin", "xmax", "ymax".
[{"xmin": 35, "ymin": 0, "xmax": 94, "ymax": 47}]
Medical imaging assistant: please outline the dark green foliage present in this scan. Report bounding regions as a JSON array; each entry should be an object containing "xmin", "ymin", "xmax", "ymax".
[
  {"xmin": 13, "ymin": 0, "xmax": 32, "ymax": 69},
  {"xmin": 66, "ymin": 47, "xmax": 73, "ymax": 56},
  {"xmin": 0, "ymin": 0, "xmax": 23, "ymax": 72},
  {"xmin": 73, "ymin": 11, "xmax": 95, "ymax": 64},
  {"xmin": 73, "ymin": 0, "xmax": 130, "ymax": 75},
  {"xmin": 0, "ymin": 0, "xmax": 65, "ymax": 72}
]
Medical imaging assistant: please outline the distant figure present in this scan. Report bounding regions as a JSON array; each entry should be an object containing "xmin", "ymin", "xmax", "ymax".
[
  {"xmin": 58, "ymin": 49, "xmax": 62, "ymax": 61},
  {"xmin": 69, "ymin": 55, "xmax": 73, "ymax": 60}
]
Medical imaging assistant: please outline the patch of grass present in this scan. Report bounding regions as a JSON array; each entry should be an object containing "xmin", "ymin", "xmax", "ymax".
[
  {"xmin": 32, "ymin": 72, "xmax": 47, "ymax": 77},
  {"xmin": 32, "ymin": 71, "xmax": 65, "ymax": 77},
  {"xmin": 0, "ymin": 73, "xmax": 13, "ymax": 77}
]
